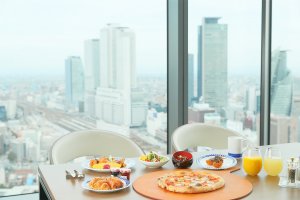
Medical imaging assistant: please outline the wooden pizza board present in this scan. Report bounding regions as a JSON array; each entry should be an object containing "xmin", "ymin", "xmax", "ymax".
[{"xmin": 133, "ymin": 167, "xmax": 252, "ymax": 200}]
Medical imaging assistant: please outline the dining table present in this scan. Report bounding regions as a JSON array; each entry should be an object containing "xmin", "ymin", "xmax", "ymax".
[{"xmin": 38, "ymin": 143, "xmax": 300, "ymax": 200}]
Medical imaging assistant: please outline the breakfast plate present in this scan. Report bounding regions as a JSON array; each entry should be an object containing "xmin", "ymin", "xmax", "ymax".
[
  {"xmin": 197, "ymin": 154, "xmax": 237, "ymax": 170},
  {"xmin": 82, "ymin": 157, "xmax": 135, "ymax": 172},
  {"xmin": 82, "ymin": 177, "xmax": 131, "ymax": 193}
]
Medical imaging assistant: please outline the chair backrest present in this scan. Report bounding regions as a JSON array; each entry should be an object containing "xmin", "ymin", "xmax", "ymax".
[
  {"xmin": 50, "ymin": 129, "xmax": 144, "ymax": 164},
  {"xmin": 172, "ymin": 123, "xmax": 242, "ymax": 151}
]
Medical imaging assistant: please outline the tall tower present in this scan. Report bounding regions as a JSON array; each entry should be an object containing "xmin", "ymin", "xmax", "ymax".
[
  {"xmin": 84, "ymin": 39, "xmax": 100, "ymax": 91},
  {"xmin": 65, "ymin": 56, "xmax": 84, "ymax": 108},
  {"xmin": 84, "ymin": 39, "xmax": 100, "ymax": 117},
  {"xmin": 99, "ymin": 24, "xmax": 136, "ymax": 90},
  {"xmin": 198, "ymin": 17, "xmax": 228, "ymax": 111},
  {"xmin": 96, "ymin": 24, "xmax": 146, "ymax": 129},
  {"xmin": 271, "ymin": 50, "xmax": 292, "ymax": 116}
]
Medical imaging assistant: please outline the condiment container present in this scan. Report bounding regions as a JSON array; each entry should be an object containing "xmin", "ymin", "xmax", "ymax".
[
  {"xmin": 287, "ymin": 157, "xmax": 299, "ymax": 186},
  {"xmin": 110, "ymin": 168, "xmax": 120, "ymax": 177},
  {"xmin": 120, "ymin": 168, "xmax": 131, "ymax": 180}
]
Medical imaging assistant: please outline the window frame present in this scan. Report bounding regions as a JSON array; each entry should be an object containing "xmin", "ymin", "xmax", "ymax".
[{"xmin": 167, "ymin": 0, "xmax": 273, "ymax": 150}]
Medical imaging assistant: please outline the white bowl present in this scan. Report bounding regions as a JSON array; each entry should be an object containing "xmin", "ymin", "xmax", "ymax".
[{"xmin": 139, "ymin": 156, "xmax": 170, "ymax": 168}]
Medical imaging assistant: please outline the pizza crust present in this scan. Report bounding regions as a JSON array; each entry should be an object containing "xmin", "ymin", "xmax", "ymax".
[{"xmin": 157, "ymin": 171, "xmax": 225, "ymax": 193}]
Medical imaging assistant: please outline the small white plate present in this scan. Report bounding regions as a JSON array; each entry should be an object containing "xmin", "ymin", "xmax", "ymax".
[
  {"xmin": 197, "ymin": 154, "xmax": 237, "ymax": 170},
  {"xmin": 82, "ymin": 158, "xmax": 135, "ymax": 172},
  {"xmin": 82, "ymin": 177, "xmax": 131, "ymax": 193}
]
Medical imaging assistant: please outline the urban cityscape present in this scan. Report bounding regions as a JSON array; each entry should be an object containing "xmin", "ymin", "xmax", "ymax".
[{"xmin": 0, "ymin": 18, "xmax": 300, "ymax": 197}]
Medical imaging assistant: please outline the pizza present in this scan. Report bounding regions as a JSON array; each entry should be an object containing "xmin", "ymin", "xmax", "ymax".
[{"xmin": 157, "ymin": 170, "xmax": 225, "ymax": 193}]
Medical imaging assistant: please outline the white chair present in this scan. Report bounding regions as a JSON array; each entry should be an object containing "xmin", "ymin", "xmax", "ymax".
[
  {"xmin": 172, "ymin": 123, "xmax": 242, "ymax": 151},
  {"xmin": 50, "ymin": 129, "xmax": 144, "ymax": 164}
]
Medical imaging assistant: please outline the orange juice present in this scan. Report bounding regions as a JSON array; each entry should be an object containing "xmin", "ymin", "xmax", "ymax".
[
  {"xmin": 243, "ymin": 156, "xmax": 262, "ymax": 176},
  {"xmin": 264, "ymin": 157, "xmax": 283, "ymax": 176}
]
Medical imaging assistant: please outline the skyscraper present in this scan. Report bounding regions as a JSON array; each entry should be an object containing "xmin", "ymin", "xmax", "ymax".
[
  {"xmin": 99, "ymin": 24, "xmax": 136, "ymax": 89},
  {"xmin": 198, "ymin": 17, "xmax": 228, "ymax": 111},
  {"xmin": 271, "ymin": 50, "xmax": 292, "ymax": 116},
  {"xmin": 96, "ymin": 24, "xmax": 146, "ymax": 129},
  {"xmin": 84, "ymin": 39, "xmax": 100, "ymax": 117},
  {"xmin": 65, "ymin": 56, "xmax": 84, "ymax": 108},
  {"xmin": 84, "ymin": 39, "xmax": 100, "ymax": 92}
]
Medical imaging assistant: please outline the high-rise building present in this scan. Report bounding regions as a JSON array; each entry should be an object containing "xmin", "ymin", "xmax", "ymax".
[
  {"xmin": 96, "ymin": 24, "xmax": 146, "ymax": 129},
  {"xmin": 188, "ymin": 103, "xmax": 215, "ymax": 123},
  {"xmin": 198, "ymin": 18, "xmax": 228, "ymax": 111},
  {"xmin": 270, "ymin": 115, "xmax": 298, "ymax": 144},
  {"xmin": 65, "ymin": 56, "xmax": 84, "ymax": 109},
  {"xmin": 84, "ymin": 39, "xmax": 100, "ymax": 117},
  {"xmin": 11, "ymin": 139, "xmax": 26, "ymax": 162},
  {"xmin": 197, "ymin": 26, "xmax": 203, "ymax": 99},
  {"xmin": 0, "ymin": 100, "xmax": 16, "ymax": 120},
  {"xmin": 188, "ymin": 54, "xmax": 194, "ymax": 106},
  {"xmin": 245, "ymin": 86, "xmax": 257, "ymax": 113},
  {"xmin": 271, "ymin": 50, "xmax": 292, "ymax": 116},
  {"xmin": 0, "ymin": 122, "xmax": 5, "ymax": 155},
  {"xmin": 0, "ymin": 106, "xmax": 7, "ymax": 121},
  {"xmin": 99, "ymin": 24, "xmax": 136, "ymax": 89},
  {"xmin": 292, "ymin": 77, "xmax": 300, "ymax": 117}
]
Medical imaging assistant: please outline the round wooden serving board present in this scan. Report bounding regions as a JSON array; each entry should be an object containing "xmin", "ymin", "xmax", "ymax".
[{"xmin": 133, "ymin": 167, "xmax": 252, "ymax": 200}]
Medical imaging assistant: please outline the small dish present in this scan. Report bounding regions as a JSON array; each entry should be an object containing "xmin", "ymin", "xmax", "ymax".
[
  {"xmin": 139, "ymin": 152, "xmax": 169, "ymax": 168},
  {"xmin": 172, "ymin": 151, "xmax": 193, "ymax": 168},
  {"xmin": 139, "ymin": 156, "xmax": 169, "ymax": 168},
  {"xmin": 197, "ymin": 154, "xmax": 237, "ymax": 170}
]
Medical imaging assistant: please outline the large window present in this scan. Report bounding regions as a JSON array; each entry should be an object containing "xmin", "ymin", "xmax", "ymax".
[
  {"xmin": 0, "ymin": 0, "xmax": 166, "ymax": 196},
  {"xmin": 188, "ymin": 0, "xmax": 262, "ymax": 145},
  {"xmin": 270, "ymin": 0, "xmax": 300, "ymax": 144}
]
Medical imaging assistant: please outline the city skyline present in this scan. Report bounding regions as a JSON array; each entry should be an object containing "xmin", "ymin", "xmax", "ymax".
[{"xmin": 0, "ymin": 0, "xmax": 300, "ymax": 197}]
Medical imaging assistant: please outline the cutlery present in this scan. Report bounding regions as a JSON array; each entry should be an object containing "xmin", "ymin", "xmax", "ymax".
[
  {"xmin": 65, "ymin": 170, "xmax": 76, "ymax": 179},
  {"xmin": 74, "ymin": 170, "xmax": 85, "ymax": 178}
]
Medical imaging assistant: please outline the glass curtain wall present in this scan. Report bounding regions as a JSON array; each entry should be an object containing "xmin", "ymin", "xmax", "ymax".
[
  {"xmin": 188, "ymin": 0, "xmax": 262, "ymax": 145},
  {"xmin": 270, "ymin": 0, "xmax": 300, "ymax": 144},
  {"xmin": 0, "ymin": 0, "xmax": 166, "ymax": 197}
]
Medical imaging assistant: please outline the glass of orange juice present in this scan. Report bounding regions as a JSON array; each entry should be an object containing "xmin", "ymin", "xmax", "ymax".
[
  {"xmin": 264, "ymin": 147, "xmax": 283, "ymax": 176},
  {"xmin": 243, "ymin": 147, "xmax": 262, "ymax": 176}
]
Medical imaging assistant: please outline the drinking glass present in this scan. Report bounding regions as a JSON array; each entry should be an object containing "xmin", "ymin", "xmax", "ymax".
[
  {"xmin": 243, "ymin": 147, "xmax": 262, "ymax": 176},
  {"xmin": 264, "ymin": 147, "xmax": 283, "ymax": 176}
]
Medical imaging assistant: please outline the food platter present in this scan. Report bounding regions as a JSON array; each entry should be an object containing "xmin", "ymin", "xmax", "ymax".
[
  {"xmin": 197, "ymin": 154, "xmax": 237, "ymax": 170},
  {"xmin": 82, "ymin": 157, "xmax": 135, "ymax": 172},
  {"xmin": 82, "ymin": 177, "xmax": 131, "ymax": 193}
]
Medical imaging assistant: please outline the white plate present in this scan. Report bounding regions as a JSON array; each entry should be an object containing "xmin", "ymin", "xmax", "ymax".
[
  {"xmin": 82, "ymin": 177, "xmax": 131, "ymax": 193},
  {"xmin": 82, "ymin": 158, "xmax": 135, "ymax": 172},
  {"xmin": 197, "ymin": 154, "xmax": 237, "ymax": 170}
]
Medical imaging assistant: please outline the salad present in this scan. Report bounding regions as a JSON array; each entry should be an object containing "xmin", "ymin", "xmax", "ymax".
[{"xmin": 140, "ymin": 151, "xmax": 167, "ymax": 162}]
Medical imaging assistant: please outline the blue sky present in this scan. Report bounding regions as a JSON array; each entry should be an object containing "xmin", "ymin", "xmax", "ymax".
[{"xmin": 0, "ymin": 0, "xmax": 299, "ymax": 77}]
